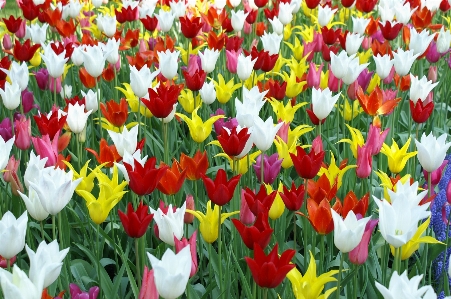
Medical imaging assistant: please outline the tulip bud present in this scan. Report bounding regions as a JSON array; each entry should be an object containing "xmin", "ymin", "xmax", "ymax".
[
  {"xmin": 428, "ymin": 66, "xmax": 438, "ymax": 83},
  {"xmin": 240, "ymin": 189, "xmax": 256, "ymax": 225},
  {"xmin": 2, "ymin": 35, "xmax": 12, "ymax": 50},
  {"xmin": 184, "ymin": 195, "xmax": 195, "ymax": 223},
  {"xmin": 139, "ymin": 267, "xmax": 159, "ymax": 299},
  {"xmin": 77, "ymin": 124, "xmax": 87, "ymax": 143},
  {"xmin": 3, "ymin": 156, "xmax": 19, "ymax": 183}
]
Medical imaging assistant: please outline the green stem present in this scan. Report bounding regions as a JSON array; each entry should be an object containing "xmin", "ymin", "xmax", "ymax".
[
  {"xmin": 95, "ymin": 79, "xmax": 103, "ymax": 140},
  {"xmin": 97, "ymin": 224, "xmax": 102, "ymax": 298},
  {"xmin": 260, "ymin": 151, "xmax": 265, "ymax": 185},
  {"xmin": 7, "ymin": 259, "xmax": 10, "ymax": 272},
  {"xmin": 54, "ymin": 77, "xmax": 57, "ymax": 107},
  {"xmin": 303, "ymin": 178, "xmax": 309, "ymax": 269},
  {"xmin": 394, "ymin": 247, "xmax": 401, "ymax": 274},
  {"xmin": 52, "ymin": 214, "xmax": 56, "ymax": 240},
  {"xmin": 58, "ymin": 212, "xmax": 63, "ymax": 249},
  {"xmin": 40, "ymin": 221, "xmax": 45, "ymax": 242},
  {"xmin": 135, "ymin": 238, "xmax": 141, "ymax": 289},
  {"xmin": 263, "ymin": 288, "xmax": 268, "ymax": 299},
  {"xmin": 336, "ymin": 252, "xmax": 344, "ymax": 299},
  {"xmin": 320, "ymin": 234, "xmax": 325, "ymax": 274},
  {"xmin": 353, "ymin": 265, "xmax": 359, "ymax": 299},
  {"xmin": 218, "ymin": 205, "xmax": 223, "ymax": 298},
  {"xmin": 252, "ymin": 279, "xmax": 257, "ymax": 299},
  {"xmin": 293, "ymin": 212, "xmax": 297, "ymax": 252}
]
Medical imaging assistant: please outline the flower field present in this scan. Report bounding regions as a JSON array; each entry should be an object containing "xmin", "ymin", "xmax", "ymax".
[{"xmin": 0, "ymin": 0, "xmax": 450, "ymax": 298}]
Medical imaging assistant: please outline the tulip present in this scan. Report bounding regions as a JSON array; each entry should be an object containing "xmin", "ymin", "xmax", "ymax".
[
  {"xmin": 409, "ymin": 74, "xmax": 438, "ymax": 104},
  {"xmin": 252, "ymin": 116, "xmax": 284, "ymax": 152},
  {"xmin": 253, "ymin": 153, "xmax": 283, "ymax": 185},
  {"xmin": 183, "ymin": 69, "xmax": 206, "ymax": 91},
  {"xmin": 0, "ymin": 61, "xmax": 29, "ymax": 91},
  {"xmin": 356, "ymin": 144, "xmax": 372, "ymax": 178},
  {"xmin": 150, "ymin": 201, "xmax": 185, "ymax": 246},
  {"xmin": 157, "ymin": 161, "xmax": 186, "ymax": 195},
  {"xmin": 186, "ymin": 200, "xmax": 239, "ymax": 243},
  {"xmin": 437, "ymin": 27, "xmax": 451, "ymax": 53},
  {"xmin": 410, "ymin": 97, "xmax": 434, "ymax": 124},
  {"xmin": 331, "ymin": 209, "xmax": 371, "ymax": 253},
  {"xmin": 179, "ymin": 150, "xmax": 209, "ymax": 181},
  {"xmin": 351, "ymin": 16, "xmax": 370, "ymax": 35},
  {"xmin": 381, "ymin": 138, "xmax": 417, "ymax": 174},
  {"xmin": 29, "ymin": 167, "xmax": 82, "ymax": 215},
  {"xmin": 130, "ymin": 65, "xmax": 160, "ymax": 98},
  {"xmin": 423, "ymin": 160, "xmax": 448, "ymax": 188},
  {"xmin": 366, "ymin": 124, "xmax": 389, "ymax": 155},
  {"xmin": 40, "ymin": 44, "xmax": 69, "ymax": 79},
  {"xmin": 269, "ymin": 17, "xmax": 284, "ymax": 35},
  {"xmin": 278, "ymin": 2, "xmax": 294, "ymax": 24},
  {"xmin": 243, "ymin": 185, "xmax": 278, "ymax": 216},
  {"xmin": 107, "ymin": 125, "xmax": 138, "ymax": 157},
  {"xmin": 374, "ymin": 180, "xmax": 430, "ymax": 248},
  {"xmin": 393, "ymin": 2, "xmax": 416, "ymax": 24},
  {"xmin": 375, "ymin": 271, "xmax": 436, "ymax": 299},
  {"xmin": 0, "ymin": 135, "xmax": 15, "ymax": 170},
  {"xmin": 245, "ymin": 243, "xmax": 295, "ymax": 288},
  {"xmin": 318, "ymin": 5, "xmax": 337, "ymax": 27},
  {"xmin": 232, "ymin": 211, "xmax": 273, "ymax": 250},
  {"xmin": 176, "ymin": 107, "xmax": 224, "ymax": 143},
  {"xmin": 0, "ymin": 81, "xmax": 21, "ymax": 110},
  {"xmin": 174, "ymin": 231, "xmax": 198, "ymax": 277},
  {"xmin": 139, "ymin": 267, "xmax": 159, "ymax": 299},
  {"xmin": 287, "ymin": 251, "xmax": 339, "ymax": 298},
  {"xmin": 147, "ymin": 246, "xmax": 191, "ymax": 299},
  {"xmin": 235, "ymin": 86, "xmax": 267, "ymax": 128},
  {"xmin": 290, "ymin": 136, "xmax": 325, "ymax": 179},
  {"xmin": 0, "ymin": 264, "xmax": 42, "ymax": 299},
  {"xmin": 202, "ymin": 168, "xmax": 241, "ymax": 206},
  {"xmin": 240, "ymin": 190, "xmax": 256, "ymax": 224},
  {"xmin": 100, "ymin": 98, "xmax": 128, "ymax": 128},
  {"xmin": 0, "ymin": 211, "xmax": 27, "ymax": 260},
  {"xmin": 157, "ymin": 49, "xmax": 180, "ymax": 80},
  {"xmin": 26, "ymin": 240, "xmax": 69, "ymax": 289},
  {"xmin": 392, "ymin": 49, "xmax": 420, "ymax": 77},
  {"xmin": 179, "ymin": 15, "xmax": 202, "ymax": 39},
  {"xmin": 236, "ymin": 53, "xmax": 257, "ymax": 81},
  {"xmin": 231, "ymin": 10, "xmax": 248, "ymax": 32},
  {"xmin": 198, "ymin": 49, "xmax": 220, "ymax": 73},
  {"xmin": 311, "ymin": 87, "xmax": 340, "ymax": 121},
  {"xmin": 69, "ymin": 283, "xmax": 100, "ymax": 299},
  {"xmin": 0, "ymin": 118, "xmax": 13, "ymax": 141},
  {"xmin": 349, "ymin": 219, "xmax": 379, "ymax": 265},
  {"xmin": 199, "ymin": 80, "xmax": 216, "ymax": 105},
  {"xmin": 123, "ymin": 156, "xmax": 168, "ymax": 196},
  {"xmin": 280, "ymin": 181, "xmax": 305, "ymax": 211},
  {"xmin": 261, "ymin": 31, "xmax": 282, "ymax": 55},
  {"xmin": 18, "ymin": 188, "xmax": 49, "ymax": 221},
  {"xmin": 415, "ymin": 132, "xmax": 451, "ymax": 173},
  {"xmin": 66, "ymin": 103, "xmax": 92, "ymax": 134},
  {"xmin": 14, "ymin": 115, "xmax": 31, "ymax": 150},
  {"xmin": 118, "ymin": 202, "xmax": 153, "ymax": 238},
  {"xmin": 409, "ymin": 27, "xmax": 434, "ymax": 56},
  {"xmin": 96, "ymin": 14, "xmax": 116, "ymax": 37},
  {"xmin": 142, "ymin": 84, "xmax": 183, "ymax": 119},
  {"xmin": 373, "ymin": 54, "xmax": 394, "ymax": 80},
  {"xmin": 217, "ymin": 126, "xmax": 252, "ymax": 158},
  {"xmin": 82, "ymin": 45, "xmax": 111, "ymax": 78}
]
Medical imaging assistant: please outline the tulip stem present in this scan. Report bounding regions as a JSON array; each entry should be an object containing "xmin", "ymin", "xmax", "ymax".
[
  {"xmin": 95, "ymin": 79, "xmax": 103, "ymax": 140},
  {"xmin": 135, "ymin": 238, "xmax": 141, "ymax": 289},
  {"xmin": 428, "ymin": 172, "xmax": 432, "ymax": 198},
  {"xmin": 393, "ymin": 247, "xmax": 401, "ymax": 274},
  {"xmin": 293, "ymin": 212, "xmax": 297, "ymax": 251},
  {"xmin": 52, "ymin": 214, "xmax": 56, "ymax": 240},
  {"xmin": 353, "ymin": 265, "xmax": 359, "ymax": 299},
  {"xmin": 97, "ymin": 224, "xmax": 102, "ymax": 299},
  {"xmin": 40, "ymin": 221, "xmax": 45, "ymax": 242},
  {"xmin": 54, "ymin": 77, "xmax": 57, "ymax": 107},
  {"xmin": 6, "ymin": 259, "xmax": 10, "ymax": 272},
  {"xmin": 263, "ymin": 288, "xmax": 268, "ymax": 299},
  {"xmin": 260, "ymin": 151, "xmax": 265, "ymax": 185},
  {"xmin": 58, "ymin": 212, "xmax": 63, "ymax": 249},
  {"xmin": 218, "ymin": 205, "xmax": 224, "ymax": 299},
  {"xmin": 320, "ymin": 234, "xmax": 325, "ymax": 273},
  {"xmin": 336, "ymin": 252, "xmax": 344, "ymax": 299},
  {"xmin": 163, "ymin": 122, "xmax": 168, "ymax": 165}
]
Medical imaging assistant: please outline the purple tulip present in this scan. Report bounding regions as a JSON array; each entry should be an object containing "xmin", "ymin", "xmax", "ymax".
[
  {"xmin": 22, "ymin": 89, "xmax": 39, "ymax": 113},
  {"xmin": 253, "ymin": 153, "xmax": 283, "ymax": 185},
  {"xmin": 211, "ymin": 108, "xmax": 239, "ymax": 135},
  {"xmin": 34, "ymin": 68, "xmax": 49, "ymax": 90},
  {"xmin": 0, "ymin": 118, "xmax": 13, "ymax": 141},
  {"xmin": 70, "ymin": 283, "xmax": 100, "ymax": 299}
]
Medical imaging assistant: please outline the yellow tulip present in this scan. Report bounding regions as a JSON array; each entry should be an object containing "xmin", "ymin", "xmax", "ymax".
[
  {"xmin": 178, "ymin": 89, "xmax": 201, "ymax": 114},
  {"xmin": 213, "ymin": 74, "xmax": 241, "ymax": 104},
  {"xmin": 318, "ymin": 153, "xmax": 356, "ymax": 189},
  {"xmin": 243, "ymin": 71, "xmax": 266, "ymax": 90},
  {"xmin": 390, "ymin": 217, "xmax": 444, "ymax": 260},
  {"xmin": 339, "ymin": 97, "xmax": 363, "ymax": 122},
  {"xmin": 176, "ymin": 107, "xmax": 224, "ymax": 143},
  {"xmin": 286, "ymin": 56, "xmax": 309, "ymax": 79},
  {"xmin": 274, "ymin": 137, "xmax": 298, "ymax": 169},
  {"xmin": 319, "ymin": 70, "xmax": 329, "ymax": 90},
  {"xmin": 100, "ymin": 119, "xmax": 139, "ymax": 133},
  {"xmin": 339, "ymin": 124, "xmax": 365, "ymax": 158},
  {"xmin": 367, "ymin": 73, "xmax": 381, "ymax": 93},
  {"xmin": 271, "ymin": 56, "xmax": 287, "ymax": 74},
  {"xmin": 30, "ymin": 50, "xmax": 42, "ymax": 67},
  {"xmin": 357, "ymin": 49, "xmax": 373, "ymax": 64},
  {"xmin": 265, "ymin": 183, "xmax": 285, "ymax": 220},
  {"xmin": 278, "ymin": 70, "xmax": 306, "ymax": 98},
  {"xmin": 287, "ymin": 125, "xmax": 314, "ymax": 147},
  {"xmin": 63, "ymin": 160, "xmax": 107, "ymax": 194},
  {"xmin": 380, "ymin": 138, "xmax": 417, "ymax": 174},
  {"xmin": 186, "ymin": 201, "xmax": 239, "ymax": 243},
  {"xmin": 77, "ymin": 166, "xmax": 128, "ymax": 224},
  {"xmin": 284, "ymin": 37, "xmax": 304, "ymax": 61},
  {"xmin": 287, "ymin": 251, "xmax": 338, "ymax": 299},
  {"xmin": 270, "ymin": 99, "xmax": 308, "ymax": 123}
]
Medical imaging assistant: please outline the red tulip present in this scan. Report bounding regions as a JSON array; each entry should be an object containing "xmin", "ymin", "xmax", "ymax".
[
  {"xmin": 243, "ymin": 185, "xmax": 277, "ymax": 216},
  {"xmin": 179, "ymin": 150, "xmax": 209, "ymax": 181},
  {"xmin": 183, "ymin": 69, "xmax": 206, "ymax": 91},
  {"xmin": 279, "ymin": 181, "xmax": 305, "ymax": 211},
  {"xmin": 179, "ymin": 16, "xmax": 203, "ymax": 39},
  {"xmin": 100, "ymin": 98, "xmax": 129, "ymax": 127},
  {"xmin": 141, "ymin": 84, "xmax": 183, "ymax": 119},
  {"xmin": 217, "ymin": 126, "xmax": 251, "ymax": 158},
  {"xmin": 232, "ymin": 211, "xmax": 273, "ymax": 250},
  {"xmin": 2, "ymin": 16, "xmax": 23, "ymax": 33},
  {"xmin": 290, "ymin": 136, "xmax": 325, "ymax": 179},
  {"xmin": 140, "ymin": 15, "xmax": 158, "ymax": 32},
  {"xmin": 342, "ymin": 191, "xmax": 369, "ymax": 219},
  {"xmin": 379, "ymin": 21, "xmax": 403, "ymax": 41},
  {"xmin": 118, "ymin": 202, "xmax": 153, "ymax": 238},
  {"xmin": 124, "ymin": 157, "xmax": 168, "ymax": 196},
  {"xmin": 12, "ymin": 39, "xmax": 40, "ymax": 62},
  {"xmin": 202, "ymin": 168, "xmax": 241, "ymax": 206},
  {"xmin": 86, "ymin": 138, "xmax": 122, "ymax": 168},
  {"xmin": 410, "ymin": 99, "xmax": 434, "ymax": 123},
  {"xmin": 245, "ymin": 243, "xmax": 295, "ymax": 288},
  {"xmin": 157, "ymin": 161, "xmax": 187, "ymax": 195}
]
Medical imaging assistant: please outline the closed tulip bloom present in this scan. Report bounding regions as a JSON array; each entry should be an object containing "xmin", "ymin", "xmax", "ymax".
[
  {"xmin": 0, "ymin": 81, "xmax": 21, "ymax": 110},
  {"xmin": 437, "ymin": 27, "xmax": 451, "ymax": 54},
  {"xmin": 349, "ymin": 219, "xmax": 379, "ymax": 265},
  {"xmin": 202, "ymin": 168, "xmax": 241, "ymax": 206},
  {"xmin": 23, "ymin": 151, "xmax": 47, "ymax": 188},
  {"xmin": 18, "ymin": 188, "xmax": 49, "ymax": 221},
  {"xmin": 330, "ymin": 50, "xmax": 351, "ymax": 79},
  {"xmin": 269, "ymin": 17, "xmax": 284, "ymax": 35},
  {"xmin": 331, "ymin": 209, "xmax": 371, "ymax": 252},
  {"xmin": 0, "ymin": 265, "xmax": 42, "ymax": 299},
  {"xmin": 107, "ymin": 125, "xmax": 138, "ymax": 157},
  {"xmin": 0, "ymin": 135, "xmax": 15, "ymax": 170},
  {"xmin": 237, "ymin": 53, "xmax": 257, "ymax": 81},
  {"xmin": 26, "ymin": 240, "xmax": 69, "ymax": 289},
  {"xmin": 245, "ymin": 243, "xmax": 295, "ymax": 288},
  {"xmin": 278, "ymin": 2, "xmax": 294, "ymax": 24},
  {"xmin": 376, "ymin": 271, "xmax": 436, "ymax": 299},
  {"xmin": 66, "ymin": 103, "xmax": 92, "ymax": 134},
  {"xmin": 119, "ymin": 202, "xmax": 153, "ymax": 238},
  {"xmin": 96, "ymin": 14, "xmax": 117, "ymax": 37},
  {"xmin": 29, "ymin": 168, "xmax": 82, "ymax": 215},
  {"xmin": 261, "ymin": 31, "xmax": 283, "ymax": 55},
  {"xmin": 252, "ymin": 116, "xmax": 284, "ymax": 151},
  {"xmin": 253, "ymin": 153, "xmax": 283, "ymax": 185},
  {"xmin": 180, "ymin": 150, "xmax": 209, "ymax": 181},
  {"xmin": 40, "ymin": 43, "xmax": 69, "ymax": 78},
  {"xmin": 150, "ymin": 201, "xmax": 186, "ymax": 246},
  {"xmin": 82, "ymin": 45, "xmax": 110, "ymax": 78},
  {"xmin": 231, "ymin": 10, "xmax": 248, "ymax": 32},
  {"xmin": 352, "ymin": 16, "xmax": 370, "ymax": 35},
  {"xmin": 155, "ymin": 9, "xmax": 175, "ymax": 32},
  {"xmin": 318, "ymin": 5, "xmax": 337, "ymax": 27},
  {"xmin": 130, "ymin": 65, "xmax": 160, "ymax": 98},
  {"xmin": 199, "ymin": 80, "xmax": 216, "ymax": 105},
  {"xmin": 139, "ymin": 267, "xmax": 159, "ymax": 299},
  {"xmin": 14, "ymin": 115, "xmax": 31, "ymax": 150},
  {"xmin": 393, "ymin": 49, "xmax": 420, "ymax": 77},
  {"xmin": 345, "ymin": 32, "xmax": 364, "ymax": 56},
  {"xmin": 279, "ymin": 181, "xmax": 305, "ymax": 211},
  {"xmin": 415, "ymin": 133, "xmax": 451, "ymax": 172},
  {"xmin": 394, "ymin": 2, "xmax": 416, "ymax": 24},
  {"xmin": 147, "ymin": 246, "xmax": 191, "ymax": 299},
  {"xmin": 0, "ymin": 211, "xmax": 27, "ymax": 259},
  {"xmin": 311, "ymin": 87, "xmax": 340, "ymax": 121},
  {"xmin": 356, "ymin": 144, "xmax": 372, "ymax": 178},
  {"xmin": 236, "ymin": 86, "xmax": 267, "ymax": 128},
  {"xmin": 26, "ymin": 23, "xmax": 48, "ymax": 44},
  {"xmin": 198, "ymin": 49, "xmax": 220, "ymax": 73},
  {"xmin": 158, "ymin": 49, "xmax": 180, "ymax": 80},
  {"xmin": 366, "ymin": 124, "xmax": 389, "ymax": 155},
  {"xmin": 409, "ymin": 74, "xmax": 438, "ymax": 104},
  {"xmin": 373, "ymin": 54, "xmax": 394, "ymax": 80}
]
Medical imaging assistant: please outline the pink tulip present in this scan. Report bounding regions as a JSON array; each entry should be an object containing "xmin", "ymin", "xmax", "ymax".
[
  {"xmin": 428, "ymin": 66, "xmax": 437, "ymax": 83},
  {"xmin": 139, "ymin": 267, "xmax": 159, "ymax": 299},
  {"xmin": 184, "ymin": 195, "xmax": 195, "ymax": 224},
  {"xmin": 226, "ymin": 49, "xmax": 240, "ymax": 74},
  {"xmin": 240, "ymin": 189, "xmax": 256, "ymax": 225},
  {"xmin": 174, "ymin": 231, "xmax": 198, "ymax": 277},
  {"xmin": 49, "ymin": 77, "xmax": 62, "ymax": 93},
  {"xmin": 15, "ymin": 20, "xmax": 26, "ymax": 39},
  {"xmin": 14, "ymin": 115, "xmax": 31, "ymax": 150},
  {"xmin": 253, "ymin": 153, "xmax": 283, "ymax": 185},
  {"xmin": 306, "ymin": 62, "xmax": 323, "ymax": 89},
  {"xmin": 3, "ymin": 156, "xmax": 19, "ymax": 183},
  {"xmin": 356, "ymin": 145, "xmax": 372, "ymax": 179},
  {"xmin": 382, "ymin": 66, "xmax": 395, "ymax": 85},
  {"xmin": 32, "ymin": 133, "xmax": 59, "ymax": 167},
  {"xmin": 366, "ymin": 124, "xmax": 389, "ymax": 155},
  {"xmin": 327, "ymin": 64, "xmax": 340, "ymax": 92},
  {"xmin": 349, "ymin": 219, "xmax": 378, "ymax": 265},
  {"xmin": 276, "ymin": 121, "xmax": 289, "ymax": 143},
  {"xmin": 2, "ymin": 35, "xmax": 12, "ymax": 50}
]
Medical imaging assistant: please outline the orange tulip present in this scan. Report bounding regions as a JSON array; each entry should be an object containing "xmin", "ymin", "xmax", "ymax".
[
  {"xmin": 300, "ymin": 198, "xmax": 342, "ymax": 235},
  {"xmin": 86, "ymin": 139, "xmax": 122, "ymax": 167},
  {"xmin": 356, "ymin": 86, "xmax": 400, "ymax": 116},
  {"xmin": 179, "ymin": 150, "xmax": 209, "ymax": 181},
  {"xmin": 100, "ymin": 98, "xmax": 128, "ymax": 128},
  {"xmin": 157, "ymin": 161, "xmax": 187, "ymax": 195},
  {"xmin": 79, "ymin": 67, "xmax": 98, "ymax": 89},
  {"xmin": 307, "ymin": 174, "xmax": 338, "ymax": 204},
  {"xmin": 342, "ymin": 191, "xmax": 369, "ymax": 218}
]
